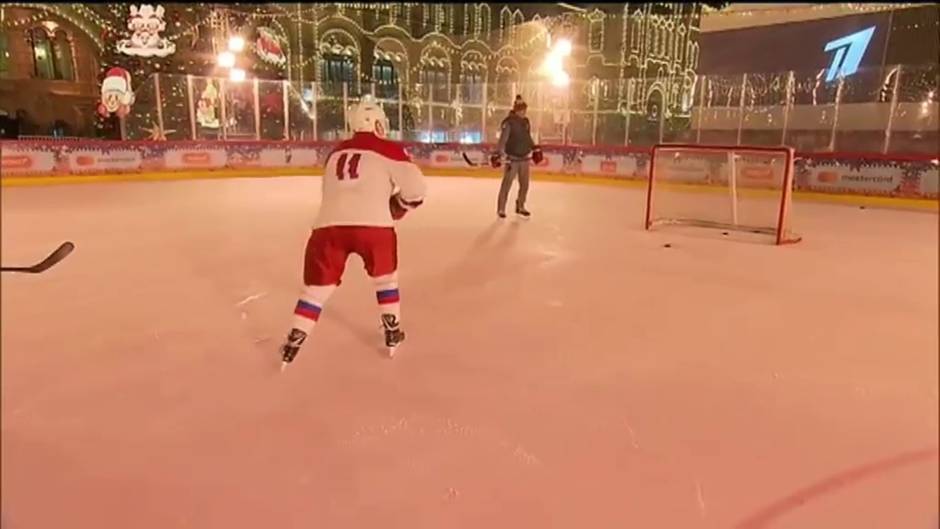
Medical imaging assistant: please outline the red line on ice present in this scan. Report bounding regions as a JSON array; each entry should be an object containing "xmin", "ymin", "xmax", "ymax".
[{"xmin": 734, "ymin": 446, "xmax": 939, "ymax": 529}]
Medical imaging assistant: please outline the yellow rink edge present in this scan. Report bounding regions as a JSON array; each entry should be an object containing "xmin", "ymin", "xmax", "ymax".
[{"xmin": 2, "ymin": 167, "xmax": 936, "ymax": 212}]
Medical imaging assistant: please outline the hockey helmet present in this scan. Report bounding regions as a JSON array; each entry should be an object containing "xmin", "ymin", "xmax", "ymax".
[{"xmin": 347, "ymin": 95, "xmax": 389, "ymax": 138}]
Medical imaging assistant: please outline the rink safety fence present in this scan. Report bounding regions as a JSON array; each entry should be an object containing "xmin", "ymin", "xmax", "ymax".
[{"xmin": 0, "ymin": 140, "xmax": 937, "ymax": 205}]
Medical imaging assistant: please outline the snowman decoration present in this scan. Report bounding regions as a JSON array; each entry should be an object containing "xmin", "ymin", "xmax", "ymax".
[
  {"xmin": 116, "ymin": 4, "xmax": 176, "ymax": 58},
  {"xmin": 97, "ymin": 67, "xmax": 136, "ymax": 118},
  {"xmin": 196, "ymin": 81, "xmax": 221, "ymax": 129}
]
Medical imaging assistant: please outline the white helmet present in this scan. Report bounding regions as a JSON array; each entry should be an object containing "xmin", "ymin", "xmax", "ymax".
[{"xmin": 347, "ymin": 95, "xmax": 389, "ymax": 138}]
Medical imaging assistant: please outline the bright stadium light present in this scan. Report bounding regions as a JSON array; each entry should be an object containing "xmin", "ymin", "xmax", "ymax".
[
  {"xmin": 218, "ymin": 51, "xmax": 236, "ymax": 69},
  {"xmin": 229, "ymin": 68, "xmax": 246, "ymax": 82},
  {"xmin": 552, "ymin": 70, "xmax": 570, "ymax": 88},
  {"xmin": 542, "ymin": 38, "xmax": 571, "ymax": 87},
  {"xmin": 228, "ymin": 36, "xmax": 245, "ymax": 53},
  {"xmin": 542, "ymin": 53, "xmax": 563, "ymax": 76}
]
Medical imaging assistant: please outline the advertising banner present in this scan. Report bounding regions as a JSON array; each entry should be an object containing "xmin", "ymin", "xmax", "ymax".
[
  {"xmin": 581, "ymin": 153, "xmax": 642, "ymax": 178},
  {"xmin": 257, "ymin": 148, "xmax": 287, "ymax": 168},
  {"xmin": 655, "ymin": 154, "xmax": 714, "ymax": 184},
  {"xmin": 164, "ymin": 148, "xmax": 227, "ymax": 170},
  {"xmin": 735, "ymin": 154, "xmax": 786, "ymax": 188},
  {"xmin": 68, "ymin": 149, "xmax": 142, "ymax": 173},
  {"xmin": 1, "ymin": 149, "xmax": 57, "ymax": 175},
  {"xmin": 920, "ymin": 165, "xmax": 939, "ymax": 198},
  {"xmin": 808, "ymin": 164, "xmax": 903, "ymax": 194},
  {"xmin": 0, "ymin": 139, "xmax": 934, "ymax": 200},
  {"xmin": 286, "ymin": 147, "xmax": 325, "ymax": 168}
]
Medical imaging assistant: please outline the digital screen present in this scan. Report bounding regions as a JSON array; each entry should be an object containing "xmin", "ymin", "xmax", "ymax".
[{"xmin": 698, "ymin": 11, "xmax": 889, "ymax": 77}]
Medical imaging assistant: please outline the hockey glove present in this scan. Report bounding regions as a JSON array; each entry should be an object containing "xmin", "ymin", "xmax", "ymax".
[
  {"xmin": 489, "ymin": 153, "xmax": 503, "ymax": 169},
  {"xmin": 531, "ymin": 147, "xmax": 544, "ymax": 165},
  {"xmin": 390, "ymin": 194, "xmax": 409, "ymax": 220}
]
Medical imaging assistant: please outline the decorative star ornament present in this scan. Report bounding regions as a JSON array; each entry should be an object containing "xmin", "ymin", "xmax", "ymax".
[{"xmin": 142, "ymin": 122, "xmax": 176, "ymax": 140}]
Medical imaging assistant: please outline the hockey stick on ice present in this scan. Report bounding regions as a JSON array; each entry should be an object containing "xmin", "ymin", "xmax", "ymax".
[{"xmin": 1, "ymin": 242, "xmax": 75, "ymax": 274}]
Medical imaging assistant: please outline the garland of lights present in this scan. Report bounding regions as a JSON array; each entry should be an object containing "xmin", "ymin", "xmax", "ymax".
[
  {"xmin": 2, "ymin": 3, "xmax": 104, "ymax": 51},
  {"xmin": 6, "ymin": 2, "xmax": 728, "ymax": 122},
  {"xmin": 285, "ymin": 3, "xmax": 561, "ymax": 73}
]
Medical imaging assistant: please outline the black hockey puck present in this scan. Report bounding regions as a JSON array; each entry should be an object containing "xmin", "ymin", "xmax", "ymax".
[
  {"xmin": 859, "ymin": 205, "xmax": 866, "ymax": 210},
  {"xmin": 722, "ymin": 231, "xmax": 729, "ymax": 236},
  {"xmin": 663, "ymin": 243, "xmax": 672, "ymax": 248}
]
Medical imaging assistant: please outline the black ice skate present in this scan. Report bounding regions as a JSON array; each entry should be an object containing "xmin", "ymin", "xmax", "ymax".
[
  {"xmin": 515, "ymin": 206, "xmax": 531, "ymax": 218},
  {"xmin": 382, "ymin": 314, "xmax": 405, "ymax": 358},
  {"xmin": 279, "ymin": 328, "xmax": 307, "ymax": 371},
  {"xmin": 497, "ymin": 211, "xmax": 507, "ymax": 219}
]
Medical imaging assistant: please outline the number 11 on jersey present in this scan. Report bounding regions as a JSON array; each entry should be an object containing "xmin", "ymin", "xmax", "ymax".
[{"xmin": 335, "ymin": 153, "xmax": 361, "ymax": 180}]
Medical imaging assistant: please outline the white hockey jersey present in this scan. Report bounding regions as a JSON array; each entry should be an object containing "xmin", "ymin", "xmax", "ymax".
[{"xmin": 315, "ymin": 133, "xmax": 427, "ymax": 228}]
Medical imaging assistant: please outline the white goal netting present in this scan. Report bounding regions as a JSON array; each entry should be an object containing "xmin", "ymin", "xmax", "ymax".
[{"xmin": 644, "ymin": 144, "xmax": 801, "ymax": 245}]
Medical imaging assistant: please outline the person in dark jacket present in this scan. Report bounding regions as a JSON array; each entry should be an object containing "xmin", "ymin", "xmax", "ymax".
[{"xmin": 494, "ymin": 99, "xmax": 542, "ymax": 218}]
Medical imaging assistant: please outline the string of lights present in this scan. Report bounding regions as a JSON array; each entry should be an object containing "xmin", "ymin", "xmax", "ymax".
[{"xmin": 1, "ymin": 3, "xmax": 103, "ymax": 50}]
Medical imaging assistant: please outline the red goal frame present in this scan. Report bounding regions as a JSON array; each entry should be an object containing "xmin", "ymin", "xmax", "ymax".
[{"xmin": 644, "ymin": 144, "xmax": 802, "ymax": 245}]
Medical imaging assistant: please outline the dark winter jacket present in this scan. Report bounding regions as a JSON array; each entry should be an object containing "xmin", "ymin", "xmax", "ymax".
[{"xmin": 497, "ymin": 113, "xmax": 535, "ymax": 159}]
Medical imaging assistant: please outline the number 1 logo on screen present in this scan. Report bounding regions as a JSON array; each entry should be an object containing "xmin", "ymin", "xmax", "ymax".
[
  {"xmin": 335, "ymin": 153, "xmax": 361, "ymax": 180},
  {"xmin": 823, "ymin": 26, "xmax": 876, "ymax": 83}
]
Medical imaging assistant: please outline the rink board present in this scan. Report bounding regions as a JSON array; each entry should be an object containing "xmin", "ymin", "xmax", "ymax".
[{"xmin": 2, "ymin": 165, "xmax": 936, "ymax": 212}]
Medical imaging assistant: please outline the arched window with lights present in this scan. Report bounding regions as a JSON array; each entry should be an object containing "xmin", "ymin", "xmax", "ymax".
[
  {"xmin": 494, "ymin": 59, "xmax": 519, "ymax": 102},
  {"xmin": 461, "ymin": 53, "xmax": 485, "ymax": 104},
  {"xmin": 52, "ymin": 30, "xmax": 74, "ymax": 81},
  {"xmin": 29, "ymin": 28, "xmax": 55, "ymax": 80},
  {"xmin": 418, "ymin": 54, "xmax": 449, "ymax": 102},
  {"xmin": 320, "ymin": 45, "xmax": 358, "ymax": 97},
  {"xmin": 511, "ymin": 10, "xmax": 523, "ymax": 41},
  {"xmin": 588, "ymin": 12, "xmax": 604, "ymax": 53},
  {"xmin": 499, "ymin": 7, "xmax": 511, "ymax": 42},
  {"xmin": 631, "ymin": 10, "xmax": 644, "ymax": 52},
  {"xmin": 481, "ymin": 4, "xmax": 491, "ymax": 36},
  {"xmin": 649, "ymin": 26, "xmax": 658, "ymax": 58},
  {"xmin": 27, "ymin": 26, "xmax": 75, "ymax": 81},
  {"xmin": 322, "ymin": 55, "xmax": 354, "ymax": 85},
  {"xmin": 372, "ymin": 51, "xmax": 400, "ymax": 99}
]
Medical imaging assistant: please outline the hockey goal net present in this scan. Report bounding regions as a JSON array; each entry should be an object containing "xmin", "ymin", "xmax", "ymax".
[{"xmin": 644, "ymin": 144, "xmax": 801, "ymax": 245}]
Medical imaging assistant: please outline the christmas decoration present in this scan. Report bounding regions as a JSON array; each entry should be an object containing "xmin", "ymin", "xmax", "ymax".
[
  {"xmin": 256, "ymin": 26, "xmax": 286, "ymax": 66},
  {"xmin": 116, "ymin": 5, "xmax": 176, "ymax": 58},
  {"xmin": 196, "ymin": 81, "xmax": 221, "ymax": 129},
  {"xmin": 141, "ymin": 122, "xmax": 176, "ymax": 140},
  {"xmin": 97, "ymin": 67, "xmax": 136, "ymax": 118}
]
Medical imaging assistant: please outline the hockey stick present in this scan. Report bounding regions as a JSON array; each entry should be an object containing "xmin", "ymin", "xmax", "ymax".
[
  {"xmin": 461, "ymin": 152, "xmax": 480, "ymax": 167},
  {"xmin": 1, "ymin": 242, "xmax": 75, "ymax": 274}
]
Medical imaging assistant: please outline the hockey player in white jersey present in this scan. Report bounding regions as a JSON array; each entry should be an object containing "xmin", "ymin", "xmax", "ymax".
[{"xmin": 279, "ymin": 95, "xmax": 427, "ymax": 369}]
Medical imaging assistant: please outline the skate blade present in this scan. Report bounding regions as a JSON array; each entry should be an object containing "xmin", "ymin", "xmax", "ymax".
[
  {"xmin": 387, "ymin": 346, "xmax": 397, "ymax": 358},
  {"xmin": 280, "ymin": 361, "xmax": 290, "ymax": 372}
]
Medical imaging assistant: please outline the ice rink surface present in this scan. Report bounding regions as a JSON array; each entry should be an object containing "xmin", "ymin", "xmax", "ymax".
[{"xmin": 2, "ymin": 176, "xmax": 937, "ymax": 529}]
